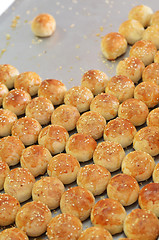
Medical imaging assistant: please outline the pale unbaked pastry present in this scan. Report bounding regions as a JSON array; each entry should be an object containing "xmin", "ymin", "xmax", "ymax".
[
  {"xmin": 51, "ymin": 104, "xmax": 80, "ymax": 131},
  {"xmin": 78, "ymin": 226, "xmax": 113, "ymax": 240},
  {"xmin": 81, "ymin": 69, "xmax": 109, "ymax": 95},
  {"xmin": 129, "ymin": 40, "xmax": 157, "ymax": 66},
  {"xmin": 3, "ymin": 89, "xmax": 31, "ymax": 116},
  {"xmin": 0, "ymin": 108, "xmax": 17, "ymax": 137},
  {"xmin": 25, "ymin": 96, "xmax": 54, "ymax": 125},
  {"xmin": 47, "ymin": 213, "xmax": 82, "ymax": 240},
  {"xmin": 0, "ymin": 227, "xmax": 29, "ymax": 240},
  {"xmin": 15, "ymin": 201, "xmax": 52, "ymax": 237},
  {"xmin": 118, "ymin": 98, "xmax": 149, "ymax": 126},
  {"xmin": 138, "ymin": 183, "xmax": 159, "ymax": 217},
  {"xmin": 20, "ymin": 145, "xmax": 52, "ymax": 177},
  {"xmin": 142, "ymin": 62, "xmax": 159, "ymax": 85},
  {"xmin": 0, "ymin": 193, "xmax": 20, "ymax": 226},
  {"xmin": 65, "ymin": 133, "xmax": 97, "ymax": 162},
  {"xmin": 47, "ymin": 153, "xmax": 80, "ymax": 184},
  {"xmin": 93, "ymin": 140, "xmax": 125, "ymax": 172},
  {"xmin": 153, "ymin": 163, "xmax": 159, "ymax": 183},
  {"xmin": 101, "ymin": 32, "xmax": 127, "ymax": 60},
  {"xmin": 0, "ymin": 82, "xmax": 8, "ymax": 106},
  {"xmin": 134, "ymin": 82, "xmax": 159, "ymax": 108},
  {"xmin": 103, "ymin": 117, "xmax": 137, "ymax": 148},
  {"xmin": 116, "ymin": 57, "xmax": 145, "ymax": 83},
  {"xmin": 119, "ymin": 19, "xmax": 144, "ymax": 45},
  {"xmin": 38, "ymin": 124, "xmax": 69, "ymax": 155},
  {"xmin": 154, "ymin": 51, "xmax": 159, "ymax": 63},
  {"xmin": 123, "ymin": 209, "xmax": 159, "ymax": 240},
  {"xmin": 142, "ymin": 25, "xmax": 159, "ymax": 49},
  {"xmin": 77, "ymin": 164, "xmax": 111, "ymax": 195},
  {"xmin": 107, "ymin": 173, "xmax": 140, "ymax": 206},
  {"xmin": 14, "ymin": 71, "xmax": 42, "ymax": 96},
  {"xmin": 122, "ymin": 150, "xmax": 155, "ymax": 182},
  {"xmin": 4, "ymin": 167, "xmax": 35, "ymax": 203},
  {"xmin": 91, "ymin": 198, "xmax": 127, "ymax": 235},
  {"xmin": 12, "ymin": 117, "xmax": 42, "ymax": 146},
  {"xmin": 31, "ymin": 13, "xmax": 56, "ymax": 37},
  {"xmin": 0, "ymin": 64, "xmax": 19, "ymax": 89},
  {"xmin": 90, "ymin": 93, "xmax": 119, "ymax": 120},
  {"xmin": 64, "ymin": 86, "xmax": 93, "ymax": 113},
  {"xmin": 32, "ymin": 176, "xmax": 65, "ymax": 210},
  {"xmin": 76, "ymin": 111, "xmax": 106, "ymax": 140},
  {"xmin": 133, "ymin": 126, "xmax": 159, "ymax": 156},
  {"xmin": 0, "ymin": 136, "xmax": 25, "ymax": 166},
  {"xmin": 105, "ymin": 75, "xmax": 135, "ymax": 103},
  {"xmin": 128, "ymin": 5, "xmax": 153, "ymax": 27},
  {"xmin": 150, "ymin": 10, "xmax": 159, "ymax": 25},
  {"xmin": 0, "ymin": 161, "xmax": 10, "ymax": 190},
  {"xmin": 60, "ymin": 186, "xmax": 95, "ymax": 221},
  {"xmin": 38, "ymin": 79, "xmax": 67, "ymax": 105}
]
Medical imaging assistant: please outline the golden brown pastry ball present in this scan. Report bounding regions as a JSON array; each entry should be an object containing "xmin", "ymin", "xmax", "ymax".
[
  {"xmin": 38, "ymin": 124, "xmax": 69, "ymax": 155},
  {"xmin": 78, "ymin": 226, "xmax": 113, "ymax": 240},
  {"xmin": 0, "ymin": 161, "xmax": 10, "ymax": 190},
  {"xmin": 150, "ymin": 10, "xmax": 159, "ymax": 25},
  {"xmin": 133, "ymin": 126, "xmax": 159, "ymax": 156},
  {"xmin": 122, "ymin": 150, "xmax": 155, "ymax": 182},
  {"xmin": 134, "ymin": 82, "xmax": 159, "ymax": 108},
  {"xmin": 0, "ymin": 82, "xmax": 8, "ymax": 106},
  {"xmin": 0, "ymin": 108, "xmax": 17, "ymax": 137},
  {"xmin": 12, "ymin": 117, "xmax": 42, "ymax": 146},
  {"xmin": 4, "ymin": 167, "xmax": 35, "ymax": 203},
  {"xmin": 93, "ymin": 140, "xmax": 125, "ymax": 172},
  {"xmin": 90, "ymin": 93, "xmax": 119, "ymax": 120},
  {"xmin": 154, "ymin": 50, "xmax": 159, "ymax": 63},
  {"xmin": 31, "ymin": 13, "xmax": 56, "ymax": 37},
  {"xmin": 123, "ymin": 208, "xmax": 159, "ymax": 240},
  {"xmin": 128, "ymin": 5, "xmax": 153, "ymax": 27},
  {"xmin": 51, "ymin": 104, "xmax": 80, "ymax": 131},
  {"xmin": 101, "ymin": 32, "xmax": 127, "ymax": 60},
  {"xmin": 116, "ymin": 57, "xmax": 145, "ymax": 83},
  {"xmin": 118, "ymin": 98, "xmax": 149, "ymax": 126},
  {"xmin": 32, "ymin": 176, "xmax": 65, "ymax": 210},
  {"xmin": 20, "ymin": 145, "xmax": 52, "ymax": 177},
  {"xmin": 38, "ymin": 79, "xmax": 67, "ymax": 105},
  {"xmin": 65, "ymin": 133, "xmax": 97, "ymax": 162},
  {"xmin": 103, "ymin": 117, "xmax": 137, "ymax": 148},
  {"xmin": 91, "ymin": 198, "xmax": 126, "ymax": 235},
  {"xmin": 25, "ymin": 96, "xmax": 54, "ymax": 125},
  {"xmin": 119, "ymin": 19, "xmax": 144, "ymax": 45},
  {"xmin": 76, "ymin": 111, "xmax": 106, "ymax": 140},
  {"xmin": 0, "ymin": 193, "xmax": 20, "ymax": 226},
  {"xmin": 139, "ymin": 183, "xmax": 159, "ymax": 217},
  {"xmin": 107, "ymin": 173, "xmax": 140, "ymax": 206},
  {"xmin": 60, "ymin": 186, "xmax": 95, "ymax": 221},
  {"xmin": 153, "ymin": 163, "xmax": 159, "ymax": 183},
  {"xmin": 0, "ymin": 64, "xmax": 19, "ymax": 89},
  {"xmin": 16, "ymin": 201, "xmax": 52, "ymax": 237},
  {"xmin": 142, "ymin": 25, "xmax": 159, "ymax": 49},
  {"xmin": 47, "ymin": 213, "xmax": 82, "ymax": 240},
  {"xmin": 142, "ymin": 62, "xmax": 159, "ymax": 85},
  {"xmin": 129, "ymin": 40, "xmax": 157, "ymax": 66},
  {"xmin": 0, "ymin": 227, "xmax": 29, "ymax": 240},
  {"xmin": 64, "ymin": 86, "xmax": 93, "ymax": 113},
  {"xmin": 81, "ymin": 69, "xmax": 109, "ymax": 95},
  {"xmin": 14, "ymin": 71, "xmax": 42, "ymax": 96},
  {"xmin": 47, "ymin": 153, "xmax": 80, "ymax": 184},
  {"xmin": 105, "ymin": 75, "xmax": 135, "ymax": 103},
  {"xmin": 77, "ymin": 164, "xmax": 111, "ymax": 195},
  {"xmin": 0, "ymin": 136, "xmax": 25, "ymax": 166},
  {"xmin": 3, "ymin": 89, "xmax": 31, "ymax": 116}
]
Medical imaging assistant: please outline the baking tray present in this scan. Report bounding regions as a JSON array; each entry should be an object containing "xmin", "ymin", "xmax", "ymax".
[{"xmin": 0, "ymin": 0, "xmax": 159, "ymax": 239}]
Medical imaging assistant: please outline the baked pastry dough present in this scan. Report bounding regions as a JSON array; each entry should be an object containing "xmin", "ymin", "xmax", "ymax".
[
  {"xmin": 0, "ymin": 227, "xmax": 29, "ymax": 240},
  {"xmin": 153, "ymin": 163, "xmax": 159, "ymax": 183},
  {"xmin": 0, "ymin": 64, "xmax": 19, "ymax": 89},
  {"xmin": 101, "ymin": 32, "xmax": 127, "ymax": 60},
  {"xmin": 47, "ymin": 153, "xmax": 80, "ymax": 184},
  {"xmin": 142, "ymin": 62, "xmax": 159, "ymax": 85},
  {"xmin": 0, "ymin": 82, "xmax": 8, "ymax": 106},
  {"xmin": 122, "ymin": 150, "xmax": 155, "ymax": 182},
  {"xmin": 60, "ymin": 186, "xmax": 95, "ymax": 221},
  {"xmin": 154, "ymin": 50, "xmax": 159, "ymax": 63},
  {"xmin": 0, "ymin": 161, "xmax": 10, "ymax": 190},
  {"xmin": 142, "ymin": 25, "xmax": 159, "ymax": 49},
  {"xmin": 150, "ymin": 10, "xmax": 159, "ymax": 25},
  {"xmin": 47, "ymin": 213, "xmax": 82, "ymax": 240},
  {"xmin": 15, "ymin": 201, "xmax": 52, "ymax": 237},
  {"xmin": 65, "ymin": 133, "xmax": 97, "ymax": 162},
  {"xmin": 78, "ymin": 226, "xmax": 113, "ymax": 240},
  {"xmin": 0, "ymin": 108, "xmax": 17, "ymax": 137}
]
